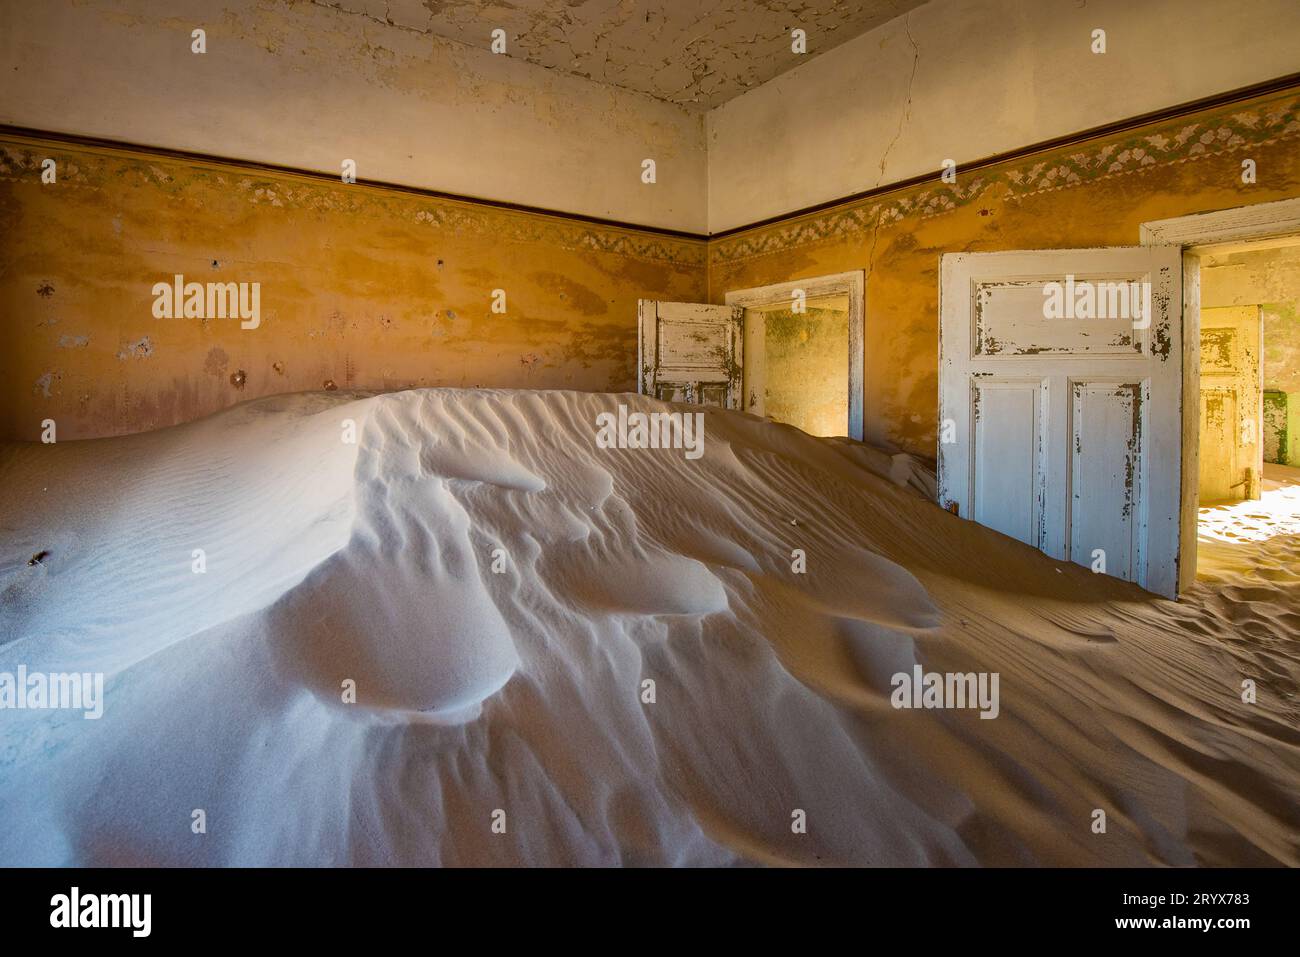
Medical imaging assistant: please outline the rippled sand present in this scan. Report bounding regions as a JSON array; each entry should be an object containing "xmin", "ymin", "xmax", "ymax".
[{"xmin": 1, "ymin": 390, "xmax": 1295, "ymax": 865}]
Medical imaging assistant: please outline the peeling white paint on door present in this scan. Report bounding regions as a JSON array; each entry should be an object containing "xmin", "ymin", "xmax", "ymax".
[{"xmin": 939, "ymin": 247, "xmax": 1184, "ymax": 597}]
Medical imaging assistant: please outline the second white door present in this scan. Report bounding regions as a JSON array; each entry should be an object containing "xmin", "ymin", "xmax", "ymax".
[{"xmin": 938, "ymin": 246, "xmax": 1184, "ymax": 597}]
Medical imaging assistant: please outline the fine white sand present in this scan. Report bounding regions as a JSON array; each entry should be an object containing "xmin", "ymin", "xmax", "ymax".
[{"xmin": 0, "ymin": 389, "xmax": 1296, "ymax": 866}]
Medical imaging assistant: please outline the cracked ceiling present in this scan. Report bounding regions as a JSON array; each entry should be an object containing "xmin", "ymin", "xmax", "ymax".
[{"xmin": 323, "ymin": 0, "xmax": 928, "ymax": 109}]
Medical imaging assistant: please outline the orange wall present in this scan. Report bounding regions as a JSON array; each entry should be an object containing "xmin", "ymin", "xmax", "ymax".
[
  {"xmin": 709, "ymin": 87, "xmax": 1300, "ymax": 457},
  {"xmin": 0, "ymin": 137, "xmax": 705, "ymax": 441},
  {"xmin": 5, "ymin": 86, "xmax": 1300, "ymax": 450}
]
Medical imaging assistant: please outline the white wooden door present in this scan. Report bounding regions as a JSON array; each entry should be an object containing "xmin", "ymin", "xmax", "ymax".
[
  {"xmin": 1198, "ymin": 305, "xmax": 1262, "ymax": 504},
  {"xmin": 638, "ymin": 300, "xmax": 743, "ymax": 408},
  {"xmin": 938, "ymin": 247, "xmax": 1183, "ymax": 597}
]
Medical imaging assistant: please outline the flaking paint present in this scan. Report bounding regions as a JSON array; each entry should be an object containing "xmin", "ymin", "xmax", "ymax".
[
  {"xmin": 0, "ymin": 136, "xmax": 705, "ymax": 441},
  {"xmin": 710, "ymin": 88, "xmax": 1300, "ymax": 458}
]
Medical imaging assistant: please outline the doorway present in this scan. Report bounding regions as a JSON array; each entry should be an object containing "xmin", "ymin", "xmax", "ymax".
[
  {"xmin": 1142, "ymin": 196, "xmax": 1300, "ymax": 587},
  {"xmin": 724, "ymin": 271, "xmax": 865, "ymax": 440},
  {"xmin": 1192, "ymin": 240, "xmax": 1300, "ymax": 563}
]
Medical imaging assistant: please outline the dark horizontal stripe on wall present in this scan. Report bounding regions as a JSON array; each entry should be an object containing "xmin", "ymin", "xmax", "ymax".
[
  {"xmin": 5, "ymin": 69, "xmax": 1299, "ymax": 243},
  {"xmin": 708, "ymin": 69, "xmax": 1300, "ymax": 240},
  {"xmin": 0, "ymin": 123, "xmax": 707, "ymax": 243}
]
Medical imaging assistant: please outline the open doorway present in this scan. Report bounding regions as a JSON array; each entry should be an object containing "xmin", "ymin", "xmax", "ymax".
[
  {"xmin": 724, "ymin": 271, "xmax": 865, "ymax": 440},
  {"xmin": 634, "ymin": 271, "xmax": 863, "ymax": 438},
  {"xmin": 738, "ymin": 293, "xmax": 850, "ymax": 435},
  {"xmin": 1193, "ymin": 240, "xmax": 1300, "ymax": 557},
  {"xmin": 1140, "ymin": 197, "xmax": 1300, "ymax": 585}
]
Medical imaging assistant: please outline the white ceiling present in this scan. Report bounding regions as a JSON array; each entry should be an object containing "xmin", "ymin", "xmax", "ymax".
[{"xmin": 366, "ymin": 0, "xmax": 928, "ymax": 109}]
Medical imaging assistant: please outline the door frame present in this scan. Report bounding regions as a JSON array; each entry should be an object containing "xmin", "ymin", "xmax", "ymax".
[
  {"xmin": 1140, "ymin": 197, "xmax": 1300, "ymax": 591},
  {"xmin": 723, "ymin": 271, "xmax": 865, "ymax": 440}
]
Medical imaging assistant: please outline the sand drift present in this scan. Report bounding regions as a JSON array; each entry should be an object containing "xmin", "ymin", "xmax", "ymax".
[{"xmin": 0, "ymin": 389, "xmax": 1296, "ymax": 865}]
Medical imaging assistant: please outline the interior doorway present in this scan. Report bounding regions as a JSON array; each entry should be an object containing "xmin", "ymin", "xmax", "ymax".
[
  {"xmin": 738, "ymin": 292, "xmax": 850, "ymax": 436},
  {"xmin": 724, "ymin": 271, "xmax": 865, "ymax": 440},
  {"xmin": 1141, "ymin": 197, "xmax": 1300, "ymax": 584},
  {"xmin": 1193, "ymin": 240, "xmax": 1300, "ymax": 558}
]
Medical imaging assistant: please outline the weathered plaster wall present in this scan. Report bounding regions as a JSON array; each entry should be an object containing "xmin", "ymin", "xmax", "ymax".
[
  {"xmin": 707, "ymin": 0, "xmax": 1300, "ymax": 232},
  {"xmin": 1262, "ymin": 390, "xmax": 1299, "ymax": 465},
  {"xmin": 7, "ymin": 0, "xmax": 1300, "ymax": 448},
  {"xmin": 1201, "ymin": 246, "xmax": 1300, "ymax": 394},
  {"xmin": 0, "ymin": 0, "xmax": 707, "ymax": 232},
  {"xmin": 1284, "ymin": 393, "xmax": 1300, "ymax": 465},
  {"xmin": 0, "ymin": 135, "xmax": 705, "ymax": 442},
  {"xmin": 708, "ymin": 88, "xmax": 1300, "ymax": 458},
  {"xmin": 1263, "ymin": 302, "xmax": 1300, "ymax": 396},
  {"xmin": 1201, "ymin": 245, "xmax": 1300, "ymax": 464},
  {"xmin": 9, "ymin": 88, "xmax": 1299, "ymax": 447}
]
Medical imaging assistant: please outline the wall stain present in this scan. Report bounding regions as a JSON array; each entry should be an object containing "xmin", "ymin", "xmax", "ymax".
[
  {"xmin": 204, "ymin": 347, "xmax": 230, "ymax": 377},
  {"xmin": 116, "ymin": 337, "xmax": 155, "ymax": 360},
  {"xmin": 5, "ymin": 85, "xmax": 1296, "ymax": 446}
]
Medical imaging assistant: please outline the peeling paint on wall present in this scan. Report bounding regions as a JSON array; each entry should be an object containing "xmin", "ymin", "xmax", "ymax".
[
  {"xmin": 711, "ymin": 87, "xmax": 1300, "ymax": 456},
  {"xmin": 204, "ymin": 348, "xmax": 230, "ymax": 377},
  {"xmin": 3, "ymin": 0, "xmax": 711, "ymax": 231},
  {"xmin": 0, "ymin": 133, "xmax": 705, "ymax": 441},
  {"xmin": 4, "ymin": 77, "xmax": 1298, "ymax": 449},
  {"xmin": 116, "ymin": 337, "xmax": 155, "ymax": 361}
]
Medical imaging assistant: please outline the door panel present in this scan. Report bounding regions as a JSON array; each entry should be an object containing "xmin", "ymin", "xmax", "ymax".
[
  {"xmin": 638, "ymin": 300, "xmax": 743, "ymax": 408},
  {"xmin": 1197, "ymin": 305, "xmax": 1262, "ymax": 504},
  {"xmin": 975, "ymin": 279, "xmax": 1146, "ymax": 357},
  {"xmin": 971, "ymin": 378, "xmax": 1046, "ymax": 546},
  {"xmin": 1068, "ymin": 380, "xmax": 1142, "ymax": 579},
  {"xmin": 939, "ymin": 247, "xmax": 1182, "ymax": 597},
  {"xmin": 1198, "ymin": 387, "xmax": 1238, "ymax": 503}
]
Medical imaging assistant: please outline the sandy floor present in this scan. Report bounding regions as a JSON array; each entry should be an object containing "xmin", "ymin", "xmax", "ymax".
[
  {"xmin": 1198, "ymin": 463, "xmax": 1300, "ymax": 545},
  {"xmin": 0, "ymin": 389, "xmax": 1296, "ymax": 866}
]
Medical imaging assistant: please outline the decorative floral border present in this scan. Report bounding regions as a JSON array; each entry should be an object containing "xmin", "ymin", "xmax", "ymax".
[
  {"xmin": 709, "ymin": 90, "xmax": 1300, "ymax": 265},
  {"xmin": 0, "ymin": 138, "xmax": 708, "ymax": 268},
  {"xmin": 4, "ymin": 86, "xmax": 1298, "ymax": 272}
]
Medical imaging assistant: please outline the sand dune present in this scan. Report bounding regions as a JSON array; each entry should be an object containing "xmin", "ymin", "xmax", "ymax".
[{"xmin": 1, "ymin": 389, "xmax": 1296, "ymax": 866}]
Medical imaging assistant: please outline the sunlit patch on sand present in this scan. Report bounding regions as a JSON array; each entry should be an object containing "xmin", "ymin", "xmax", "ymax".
[{"xmin": 1198, "ymin": 464, "xmax": 1300, "ymax": 544}]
